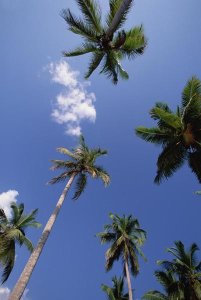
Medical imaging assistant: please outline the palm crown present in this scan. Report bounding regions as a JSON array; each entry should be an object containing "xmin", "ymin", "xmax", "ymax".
[
  {"xmin": 0, "ymin": 203, "xmax": 40, "ymax": 283},
  {"xmin": 97, "ymin": 213, "xmax": 146, "ymax": 275},
  {"xmin": 142, "ymin": 269, "xmax": 183, "ymax": 300},
  {"xmin": 102, "ymin": 276, "xmax": 129, "ymax": 300},
  {"xmin": 136, "ymin": 77, "xmax": 201, "ymax": 184},
  {"xmin": 62, "ymin": 0, "xmax": 147, "ymax": 84},
  {"xmin": 49, "ymin": 135, "xmax": 110, "ymax": 199},
  {"xmin": 156, "ymin": 241, "xmax": 201, "ymax": 300}
]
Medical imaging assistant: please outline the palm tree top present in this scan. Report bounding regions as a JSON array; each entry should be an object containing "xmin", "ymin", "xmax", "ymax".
[
  {"xmin": 101, "ymin": 276, "xmax": 129, "ymax": 300},
  {"xmin": 61, "ymin": 0, "xmax": 147, "ymax": 84},
  {"xmin": 135, "ymin": 76, "xmax": 201, "ymax": 184},
  {"xmin": 49, "ymin": 135, "xmax": 110, "ymax": 200},
  {"xmin": 0, "ymin": 203, "xmax": 41, "ymax": 283},
  {"xmin": 97, "ymin": 213, "xmax": 146, "ymax": 275}
]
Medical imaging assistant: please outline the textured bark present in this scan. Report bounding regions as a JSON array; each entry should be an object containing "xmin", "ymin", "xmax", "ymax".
[
  {"xmin": 106, "ymin": 0, "xmax": 133, "ymax": 37},
  {"xmin": 9, "ymin": 174, "xmax": 76, "ymax": 300},
  {"xmin": 125, "ymin": 259, "xmax": 133, "ymax": 300}
]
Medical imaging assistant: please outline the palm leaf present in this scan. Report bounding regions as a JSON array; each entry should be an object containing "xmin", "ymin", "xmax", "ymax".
[
  {"xmin": 76, "ymin": 0, "xmax": 102, "ymax": 33},
  {"xmin": 135, "ymin": 127, "xmax": 171, "ymax": 145},
  {"xmin": 106, "ymin": 0, "xmax": 133, "ymax": 31},
  {"xmin": 142, "ymin": 291, "xmax": 167, "ymax": 300},
  {"xmin": 100, "ymin": 51, "xmax": 119, "ymax": 84},
  {"xmin": 181, "ymin": 77, "xmax": 201, "ymax": 119},
  {"xmin": 73, "ymin": 173, "xmax": 87, "ymax": 200},
  {"xmin": 1, "ymin": 240, "xmax": 15, "ymax": 284},
  {"xmin": 150, "ymin": 107, "xmax": 182, "ymax": 130},
  {"xmin": 188, "ymin": 151, "xmax": 201, "ymax": 183},
  {"xmin": 154, "ymin": 141, "xmax": 186, "ymax": 184},
  {"xmin": 61, "ymin": 9, "xmax": 97, "ymax": 41},
  {"xmin": 121, "ymin": 26, "xmax": 147, "ymax": 58},
  {"xmin": 85, "ymin": 51, "xmax": 105, "ymax": 79},
  {"xmin": 63, "ymin": 42, "xmax": 97, "ymax": 57},
  {"xmin": 56, "ymin": 147, "xmax": 78, "ymax": 159}
]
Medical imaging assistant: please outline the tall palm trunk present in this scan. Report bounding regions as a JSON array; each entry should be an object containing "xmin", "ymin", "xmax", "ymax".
[
  {"xmin": 125, "ymin": 258, "xmax": 133, "ymax": 300},
  {"xmin": 106, "ymin": 0, "xmax": 133, "ymax": 37},
  {"xmin": 9, "ymin": 173, "xmax": 76, "ymax": 300}
]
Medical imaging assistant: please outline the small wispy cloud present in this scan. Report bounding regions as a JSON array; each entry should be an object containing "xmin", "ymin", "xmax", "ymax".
[
  {"xmin": 48, "ymin": 60, "xmax": 96, "ymax": 136},
  {"xmin": 0, "ymin": 190, "xmax": 19, "ymax": 219},
  {"xmin": 0, "ymin": 287, "xmax": 29, "ymax": 300}
]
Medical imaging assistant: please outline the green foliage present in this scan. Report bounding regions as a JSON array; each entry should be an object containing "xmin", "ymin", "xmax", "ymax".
[
  {"xmin": 50, "ymin": 135, "xmax": 110, "ymax": 200},
  {"xmin": 97, "ymin": 213, "xmax": 146, "ymax": 276},
  {"xmin": 62, "ymin": 0, "xmax": 147, "ymax": 83},
  {"xmin": 143, "ymin": 241, "xmax": 201, "ymax": 300},
  {"xmin": 135, "ymin": 77, "xmax": 201, "ymax": 184},
  {"xmin": 102, "ymin": 276, "xmax": 129, "ymax": 300},
  {"xmin": 0, "ymin": 203, "xmax": 41, "ymax": 283}
]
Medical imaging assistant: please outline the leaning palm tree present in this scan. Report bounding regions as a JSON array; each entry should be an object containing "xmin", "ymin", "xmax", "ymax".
[
  {"xmin": 136, "ymin": 77, "xmax": 201, "ymax": 184},
  {"xmin": 0, "ymin": 203, "xmax": 40, "ymax": 283},
  {"xmin": 102, "ymin": 276, "xmax": 129, "ymax": 300},
  {"xmin": 142, "ymin": 269, "xmax": 183, "ymax": 300},
  {"xmin": 157, "ymin": 241, "xmax": 201, "ymax": 300},
  {"xmin": 62, "ymin": 0, "xmax": 147, "ymax": 84},
  {"xmin": 9, "ymin": 135, "xmax": 110, "ymax": 300},
  {"xmin": 97, "ymin": 213, "xmax": 146, "ymax": 300}
]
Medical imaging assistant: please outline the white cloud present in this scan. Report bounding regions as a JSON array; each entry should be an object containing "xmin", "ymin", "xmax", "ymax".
[
  {"xmin": 0, "ymin": 287, "xmax": 29, "ymax": 300},
  {"xmin": 48, "ymin": 60, "xmax": 96, "ymax": 136},
  {"xmin": 0, "ymin": 190, "xmax": 19, "ymax": 219}
]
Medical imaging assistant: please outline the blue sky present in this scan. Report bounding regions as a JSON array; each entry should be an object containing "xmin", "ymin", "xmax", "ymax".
[{"xmin": 1, "ymin": 0, "xmax": 201, "ymax": 299}]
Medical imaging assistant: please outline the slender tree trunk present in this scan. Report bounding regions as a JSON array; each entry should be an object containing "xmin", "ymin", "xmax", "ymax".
[
  {"xmin": 125, "ymin": 259, "xmax": 133, "ymax": 300},
  {"xmin": 106, "ymin": 0, "xmax": 133, "ymax": 37},
  {"xmin": 9, "ymin": 173, "xmax": 76, "ymax": 300}
]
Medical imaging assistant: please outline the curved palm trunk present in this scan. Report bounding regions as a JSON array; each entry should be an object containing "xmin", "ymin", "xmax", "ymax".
[
  {"xmin": 125, "ymin": 259, "xmax": 133, "ymax": 300},
  {"xmin": 9, "ymin": 174, "xmax": 76, "ymax": 300},
  {"xmin": 106, "ymin": 0, "xmax": 133, "ymax": 37}
]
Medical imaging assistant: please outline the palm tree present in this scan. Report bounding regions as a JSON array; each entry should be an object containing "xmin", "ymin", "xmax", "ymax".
[
  {"xmin": 9, "ymin": 135, "xmax": 110, "ymax": 300},
  {"xmin": 135, "ymin": 77, "xmax": 201, "ymax": 184},
  {"xmin": 61, "ymin": 0, "xmax": 147, "ymax": 84},
  {"xmin": 157, "ymin": 241, "xmax": 201, "ymax": 300},
  {"xmin": 102, "ymin": 276, "xmax": 129, "ymax": 300},
  {"xmin": 142, "ymin": 269, "xmax": 183, "ymax": 300},
  {"xmin": 0, "ymin": 203, "xmax": 40, "ymax": 283},
  {"xmin": 97, "ymin": 213, "xmax": 146, "ymax": 300}
]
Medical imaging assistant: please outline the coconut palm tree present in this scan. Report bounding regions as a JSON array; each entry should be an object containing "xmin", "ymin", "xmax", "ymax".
[
  {"xmin": 9, "ymin": 135, "xmax": 110, "ymax": 300},
  {"xmin": 142, "ymin": 269, "xmax": 183, "ymax": 300},
  {"xmin": 61, "ymin": 0, "xmax": 147, "ymax": 84},
  {"xmin": 102, "ymin": 276, "xmax": 129, "ymax": 300},
  {"xmin": 0, "ymin": 203, "xmax": 40, "ymax": 283},
  {"xmin": 97, "ymin": 213, "xmax": 146, "ymax": 300},
  {"xmin": 135, "ymin": 77, "xmax": 201, "ymax": 184},
  {"xmin": 157, "ymin": 241, "xmax": 201, "ymax": 300}
]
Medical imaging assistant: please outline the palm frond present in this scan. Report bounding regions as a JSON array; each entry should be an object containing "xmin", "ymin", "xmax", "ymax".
[
  {"xmin": 94, "ymin": 166, "xmax": 110, "ymax": 186},
  {"xmin": 63, "ymin": 42, "xmax": 97, "ymax": 57},
  {"xmin": 49, "ymin": 171, "xmax": 70, "ymax": 185},
  {"xmin": 188, "ymin": 151, "xmax": 201, "ymax": 183},
  {"xmin": 73, "ymin": 173, "xmax": 87, "ymax": 200},
  {"xmin": 100, "ymin": 51, "xmax": 119, "ymax": 84},
  {"xmin": 85, "ymin": 51, "xmax": 105, "ymax": 79},
  {"xmin": 61, "ymin": 9, "xmax": 98, "ymax": 41},
  {"xmin": 135, "ymin": 127, "xmax": 171, "ymax": 145},
  {"xmin": 1, "ymin": 240, "xmax": 15, "ymax": 284},
  {"xmin": 76, "ymin": 0, "xmax": 102, "ymax": 33},
  {"xmin": 154, "ymin": 141, "xmax": 186, "ymax": 184},
  {"xmin": 106, "ymin": 0, "xmax": 133, "ymax": 32},
  {"xmin": 17, "ymin": 209, "xmax": 41, "ymax": 229},
  {"xmin": 181, "ymin": 77, "xmax": 201, "ymax": 123},
  {"xmin": 142, "ymin": 290, "xmax": 167, "ymax": 300},
  {"xmin": 121, "ymin": 26, "xmax": 147, "ymax": 59},
  {"xmin": 56, "ymin": 147, "xmax": 78, "ymax": 159},
  {"xmin": 150, "ymin": 107, "xmax": 182, "ymax": 130}
]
